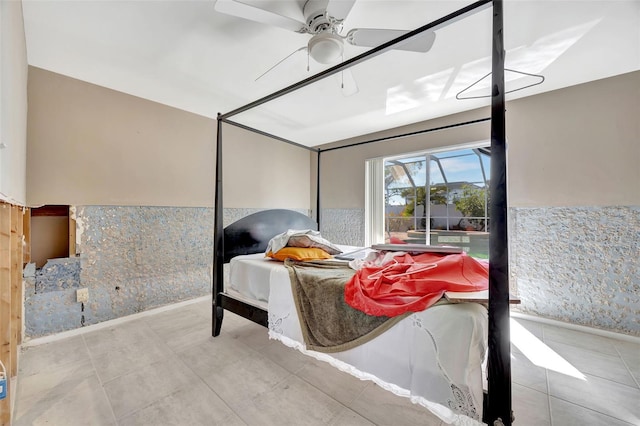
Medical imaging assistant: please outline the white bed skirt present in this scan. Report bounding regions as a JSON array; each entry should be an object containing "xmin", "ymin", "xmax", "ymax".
[{"xmin": 229, "ymin": 253, "xmax": 487, "ymax": 425}]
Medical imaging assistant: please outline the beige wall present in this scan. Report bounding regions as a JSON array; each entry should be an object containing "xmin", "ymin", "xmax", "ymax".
[
  {"xmin": 507, "ymin": 71, "xmax": 639, "ymax": 207},
  {"xmin": 320, "ymin": 109, "xmax": 491, "ymax": 209},
  {"xmin": 0, "ymin": 0, "xmax": 28, "ymax": 205},
  {"xmin": 25, "ymin": 66, "xmax": 637, "ymax": 211},
  {"xmin": 319, "ymin": 71, "xmax": 640, "ymax": 209},
  {"xmin": 222, "ymin": 123, "xmax": 311, "ymax": 209},
  {"xmin": 26, "ymin": 67, "xmax": 311, "ymax": 210},
  {"xmin": 27, "ymin": 67, "xmax": 215, "ymax": 207}
]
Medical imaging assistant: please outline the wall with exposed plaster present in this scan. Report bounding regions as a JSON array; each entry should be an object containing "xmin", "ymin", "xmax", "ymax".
[
  {"xmin": 77, "ymin": 206, "xmax": 215, "ymax": 319},
  {"xmin": 25, "ymin": 206, "xmax": 214, "ymax": 337},
  {"xmin": 25, "ymin": 205, "xmax": 315, "ymax": 337}
]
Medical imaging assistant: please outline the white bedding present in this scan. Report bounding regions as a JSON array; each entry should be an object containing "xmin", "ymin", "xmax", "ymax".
[
  {"xmin": 227, "ymin": 252, "xmax": 488, "ymax": 426},
  {"xmin": 229, "ymin": 253, "xmax": 278, "ymax": 303}
]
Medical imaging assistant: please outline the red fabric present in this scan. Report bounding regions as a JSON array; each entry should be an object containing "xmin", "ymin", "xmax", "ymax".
[
  {"xmin": 344, "ymin": 252, "xmax": 489, "ymax": 317},
  {"xmin": 388, "ymin": 236, "xmax": 407, "ymax": 244}
]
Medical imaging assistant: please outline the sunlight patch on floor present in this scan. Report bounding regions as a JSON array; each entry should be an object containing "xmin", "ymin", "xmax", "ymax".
[{"xmin": 510, "ymin": 319, "xmax": 586, "ymax": 380}]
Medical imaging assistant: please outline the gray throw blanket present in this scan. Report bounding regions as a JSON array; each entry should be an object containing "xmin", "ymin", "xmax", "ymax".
[{"xmin": 284, "ymin": 259, "xmax": 408, "ymax": 353}]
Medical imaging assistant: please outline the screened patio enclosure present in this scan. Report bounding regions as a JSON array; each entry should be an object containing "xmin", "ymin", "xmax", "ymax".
[{"xmin": 385, "ymin": 147, "xmax": 491, "ymax": 257}]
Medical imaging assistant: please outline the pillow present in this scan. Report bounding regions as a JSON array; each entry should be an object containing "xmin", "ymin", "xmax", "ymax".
[
  {"xmin": 266, "ymin": 247, "xmax": 332, "ymax": 262},
  {"xmin": 287, "ymin": 234, "xmax": 342, "ymax": 255}
]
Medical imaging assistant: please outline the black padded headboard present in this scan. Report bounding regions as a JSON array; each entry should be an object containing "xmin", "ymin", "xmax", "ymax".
[{"xmin": 223, "ymin": 209, "xmax": 317, "ymax": 263}]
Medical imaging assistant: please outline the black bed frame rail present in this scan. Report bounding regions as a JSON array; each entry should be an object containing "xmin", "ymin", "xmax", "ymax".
[
  {"xmin": 220, "ymin": 294, "xmax": 268, "ymax": 329},
  {"xmin": 214, "ymin": 1, "xmax": 511, "ymax": 424}
]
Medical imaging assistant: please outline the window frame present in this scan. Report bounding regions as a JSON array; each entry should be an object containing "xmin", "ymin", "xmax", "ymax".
[{"xmin": 365, "ymin": 139, "xmax": 491, "ymax": 247}]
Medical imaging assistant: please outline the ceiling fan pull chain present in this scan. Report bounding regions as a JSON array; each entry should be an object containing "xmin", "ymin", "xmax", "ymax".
[
  {"xmin": 341, "ymin": 54, "xmax": 345, "ymax": 89},
  {"xmin": 307, "ymin": 50, "xmax": 310, "ymax": 72}
]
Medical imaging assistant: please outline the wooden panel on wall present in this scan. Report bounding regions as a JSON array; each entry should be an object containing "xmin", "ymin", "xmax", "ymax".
[
  {"xmin": 69, "ymin": 215, "xmax": 76, "ymax": 257},
  {"xmin": 23, "ymin": 208, "xmax": 31, "ymax": 265},
  {"xmin": 11, "ymin": 205, "xmax": 23, "ymax": 372},
  {"xmin": 0, "ymin": 202, "xmax": 26, "ymax": 424},
  {"xmin": 0, "ymin": 203, "xmax": 12, "ymax": 425}
]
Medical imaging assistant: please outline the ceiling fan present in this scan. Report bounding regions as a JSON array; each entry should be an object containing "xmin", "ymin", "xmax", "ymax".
[{"xmin": 214, "ymin": 0, "xmax": 436, "ymax": 93}]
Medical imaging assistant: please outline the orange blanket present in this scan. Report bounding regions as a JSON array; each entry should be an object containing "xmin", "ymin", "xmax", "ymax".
[{"xmin": 344, "ymin": 252, "xmax": 488, "ymax": 317}]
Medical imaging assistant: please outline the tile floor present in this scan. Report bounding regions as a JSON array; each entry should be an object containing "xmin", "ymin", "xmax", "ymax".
[{"xmin": 13, "ymin": 298, "xmax": 640, "ymax": 426}]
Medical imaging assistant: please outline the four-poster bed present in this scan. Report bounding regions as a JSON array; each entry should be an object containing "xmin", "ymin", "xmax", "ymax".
[{"xmin": 213, "ymin": 1, "xmax": 512, "ymax": 424}]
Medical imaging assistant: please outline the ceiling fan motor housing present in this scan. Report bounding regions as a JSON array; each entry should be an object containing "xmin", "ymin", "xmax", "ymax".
[
  {"xmin": 304, "ymin": 0, "xmax": 332, "ymax": 33},
  {"xmin": 308, "ymin": 32, "xmax": 344, "ymax": 64},
  {"xmin": 304, "ymin": 0, "xmax": 344, "ymax": 64}
]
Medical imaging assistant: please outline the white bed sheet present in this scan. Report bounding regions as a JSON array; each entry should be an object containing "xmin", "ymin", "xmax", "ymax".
[
  {"xmin": 228, "ymin": 253, "xmax": 280, "ymax": 303},
  {"xmin": 228, "ymin": 252, "xmax": 488, "ymax": 426},
  {"xmin": 227, "ymin": 245, "xmax": 364, "ymax": 302}
]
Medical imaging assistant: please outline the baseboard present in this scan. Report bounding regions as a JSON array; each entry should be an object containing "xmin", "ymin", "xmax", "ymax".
[
  {"xmin": 22, "ymin": 295, "xmax": 211, "ymax": 347},
  {"xmin": 511, "ymin": 311, "xmax": 640, "ymax": 344},
  {"xmin": 21, "ymin": 296, "xmax": 639, "ymax": 347}
]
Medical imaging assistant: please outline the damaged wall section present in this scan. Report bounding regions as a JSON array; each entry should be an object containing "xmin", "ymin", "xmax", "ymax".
[
  {"xmin": 24, "ymin": 258, "xmax": 81, "ymax": 336},
  {"xmin": 25, "ymin": 206, "xmax": 213, "ymax": 337}
]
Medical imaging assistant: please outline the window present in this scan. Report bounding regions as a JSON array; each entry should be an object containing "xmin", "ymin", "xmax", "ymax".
[{"xmin": 366, "ymin": 143, "xmax": 491, "ymax": 258}]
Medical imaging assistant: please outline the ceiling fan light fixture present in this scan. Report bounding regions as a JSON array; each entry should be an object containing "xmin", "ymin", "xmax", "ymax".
[{"xmin": 308, "ymin": 32, "xmax": 344, "ymax": 64}]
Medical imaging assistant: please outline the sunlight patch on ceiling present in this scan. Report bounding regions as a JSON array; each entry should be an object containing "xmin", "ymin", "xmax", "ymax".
[
  {"xmin": 385, "ymin": 68, "xmax": 454, "ymax": 115},
  {"xmin": 385, "ymin": 19, "xmax": 601, "ymax": 114},
  {"xmin": 508, "ymin": 19, "xmax": 602, "ymax": 74}
]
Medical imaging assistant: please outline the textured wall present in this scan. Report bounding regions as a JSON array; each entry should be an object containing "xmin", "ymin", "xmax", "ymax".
[
  {"xmin": 25, "ymin": 258, "xmax": 82, "ymax": 336},
  {"xmin": 223, "ymin": 208, "xmax": 309, "ymax": 228},
  {"xmin": 318, "ymin": 205, "xmax": 639, "ymax": 336},
  {"xmin": 24, "ymin": 204, "xmax": 638, "ymax": 338},
  {"xmin": 224, "ymin": 207, "xmax": 362, "ymax": 247},
  {"xmin": 77, "ymin": 206, "xmax": 214, "ymax": 322},
  {"xmin": 34, "ymin": 258, "xmax": 81, "ymax": 293},
  {"xmin": 25, "ymin": 206, "xmax": 215, "ymax": 337},
  {"xmin": 511, "ymin": 206, "xmax": 639, "ymax": 336},
  {"xmin": 320, "ymin": 208, "xmax": 365, "ymax": 247},
  {"xmin": 24, "ymin": 206, "xmax": 317, "ymax": 337}
]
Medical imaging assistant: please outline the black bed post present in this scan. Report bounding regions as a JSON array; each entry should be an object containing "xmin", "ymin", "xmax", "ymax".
[
  {"xmin": 316, "ymin": 150, "xmax": 321, "ymax": 230},
  {"xmin": 487, "ymin": 0, "xmax": 512, "ymax": 425},
  {"xmin": 213, "ymin": 113, "xmax": 225, "ymax": 337}
]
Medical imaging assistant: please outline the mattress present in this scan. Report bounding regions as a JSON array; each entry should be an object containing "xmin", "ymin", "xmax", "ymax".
[
  {"xmin": 227, "ymin": 251, "xmax": 488, "ymax": 426},
  {"xmin": 227, "ymin": 245, "xmax": 364, "ymax": 303},
  {"xmin": 228, "ymin": 253, "xmax": 280, "ymax": 304}
]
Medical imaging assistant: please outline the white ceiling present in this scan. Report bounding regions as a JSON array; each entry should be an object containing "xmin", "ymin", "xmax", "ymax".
[{"xmin": 22, "ymin": 0, "xmax": 640, "ymax": 146}]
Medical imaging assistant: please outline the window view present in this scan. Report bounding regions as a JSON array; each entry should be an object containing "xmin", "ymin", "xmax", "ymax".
[{"xmin": 384, "ymin": 146, "xmax": 490, "ymax": 258}]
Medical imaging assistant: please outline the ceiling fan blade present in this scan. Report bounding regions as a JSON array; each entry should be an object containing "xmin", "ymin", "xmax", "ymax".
[
  {"xmin": 214, "ymin": 0, "xmax": 306, "ymax": 33},
  {"xmin": 339, "ymin": 67, "xmax": 359, "ymax": 96},
  {"xmin": 256, "ymin": 46, "xmax": 308, "ymax": 81},
  {"xmin": 326, "ymin": 0, "xmax": 356, "ymax": 22},
  {"xmin": 346, "ymin": 28, "xmax": 436, "ymax": 53}
]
